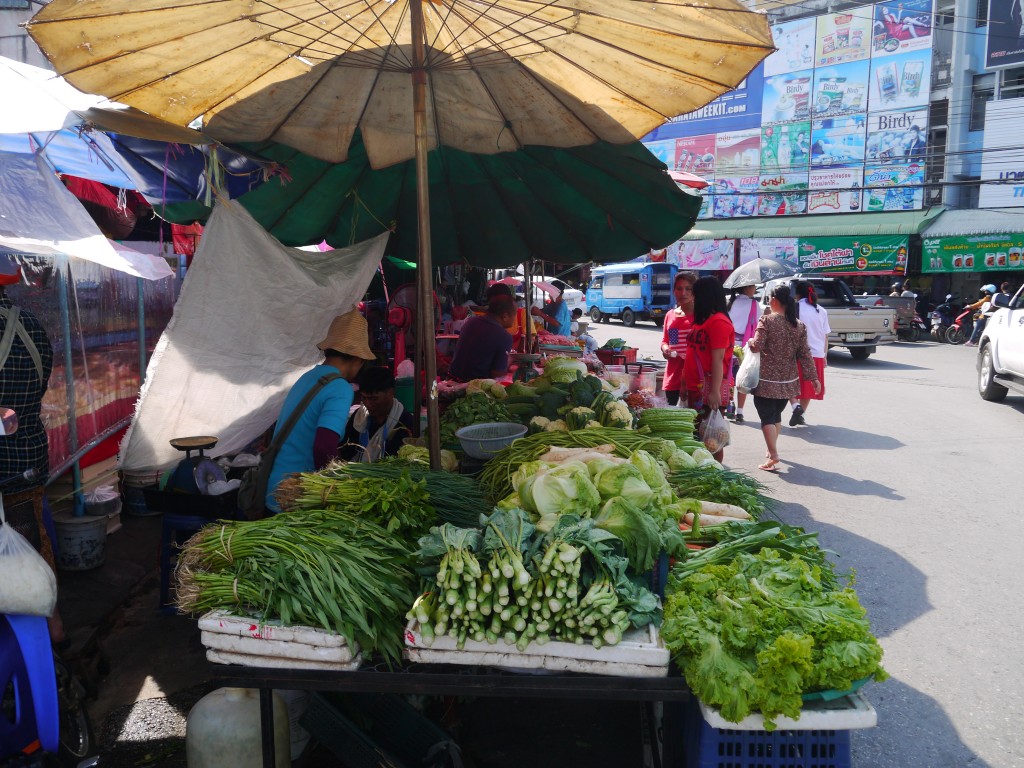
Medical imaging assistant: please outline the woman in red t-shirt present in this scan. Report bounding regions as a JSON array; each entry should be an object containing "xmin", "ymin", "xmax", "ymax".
[
  {"xmin": 660, "ymin": 271, "xmax": 697, "ymax": 406},
  {"xmin": 683, "ymin": 276, "xmax": 735, "ymax": 461}
]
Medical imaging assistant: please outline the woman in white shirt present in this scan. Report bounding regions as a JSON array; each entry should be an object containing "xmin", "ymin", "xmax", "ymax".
[
  {"xmin": 789, "ymin": 281, "xmax": 831, "ymax": 426},
  {"xmin": 726, "ymin": 283, "xmax": 759, "ymax": 423}
]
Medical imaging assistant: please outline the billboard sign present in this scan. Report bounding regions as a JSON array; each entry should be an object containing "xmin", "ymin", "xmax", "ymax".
[
  {"xmin": 868, "ymin": 50, "xmax": 930, "ymax": 110},
  {"xmin": 765, "ymin": 17, "xmax": 818, "ymax": 76},
  {"xmin": 807, "ymin": 167, "xmax": 864, "ymax": 213},
  {"xmin": 797, "ymin": 235, "xmax": 909, "ymax": 273},
  {"xmin": 713, "ymin": 175, "xmax": 760, "ymax": 217},
  {"xmin": 741, "ymin": 238, "xmax": 799, "ymax": 263},
  {"xmin": 979, "ymin": 100, "xmax": 1024, "ymax": 206},
  {"xmin": 715, "ymin": 129, "xmax": 761, "ymax": 175},
  {"xmin": 757, "ymin": 190, "xmax": 809, "ymax": 216},
  {"xmin": 651, "ymin": 64, "xmax": 765, "ymax": 136},
  {"xmin": 986, "ymin": 0, "xmax": 1024, "ymax": 69},
  {"xmin": 811, "ymin": 114, "xmax": 868, "ymax": 167},
  {"xmin": 922, "ymin": 235, "xmax": 1024, "ymax": 272},
  {"xmin": 673, "ymin": 134, "xmax": 717, "ymax": 177},
  {"xmin": 762, "ymin": 70, "xmax": 814, "ymax": 125},
  {"xmin": 811, "ymin": 60, "xmax": 871, "ymax": 118},
  {"xmin": 864, "ymin": 162, "xmax": 925, "ymax": 211},
  {"xmin": 668, "ymin": 239, "xmax": 736, "ymax": 270},
  {"xmin": 872, "ymin": 0, "xmax": 933, "ymax": 56},
  {"xmin": 816, "ymin": 12, "xmax": 873, "ymax": 66},
  {"xmin": 761, "ymin": 121, "xmax": 812, "ymax": 173},
  {"xmin": 866, "ymin": 109, "xmax": 928, "ymax": 164}
]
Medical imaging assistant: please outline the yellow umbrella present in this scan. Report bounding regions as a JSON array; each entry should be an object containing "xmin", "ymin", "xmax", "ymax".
[{"xmin": 29, "ymin": 0, "xmax": 772, "ymax": 468}]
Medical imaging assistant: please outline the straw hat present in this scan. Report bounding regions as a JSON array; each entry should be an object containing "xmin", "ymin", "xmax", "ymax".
[{"xmin": 316, "ymin": 309, "xmax": 376, "ymax": 360}]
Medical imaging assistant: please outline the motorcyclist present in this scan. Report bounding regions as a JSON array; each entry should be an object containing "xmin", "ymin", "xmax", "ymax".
[{"xmin": 964, "ymin": 284, "xmax": 997, "ymax": 347}]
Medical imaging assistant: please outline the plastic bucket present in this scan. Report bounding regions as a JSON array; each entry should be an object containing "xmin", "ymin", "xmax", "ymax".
[
  {"xmin": 53, "ymin": 513, "xmax": 108, "ymax": 571},
  {"xmin": 121, "ymin": 470, "xmax": 163, "ymax": 517}
]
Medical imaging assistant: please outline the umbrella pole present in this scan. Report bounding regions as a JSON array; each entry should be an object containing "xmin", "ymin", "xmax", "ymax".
[
  {"xmin": 411, "ymin": 0, "xmax": 441, "ymax": 471},
  {"xmin": 524, "ymin": 262, "xmax": 533, "ymax": 354}
]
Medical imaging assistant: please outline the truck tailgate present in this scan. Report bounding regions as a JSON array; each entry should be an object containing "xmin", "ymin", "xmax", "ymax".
[{"xmin": 828, "ymin": 307, "xmax": 897, "ymax": 345}]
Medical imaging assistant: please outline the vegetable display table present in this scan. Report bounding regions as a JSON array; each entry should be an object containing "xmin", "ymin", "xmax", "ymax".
[{"xmin": 208, "ymin": 659, "xmax": 692, "ymax": 768}]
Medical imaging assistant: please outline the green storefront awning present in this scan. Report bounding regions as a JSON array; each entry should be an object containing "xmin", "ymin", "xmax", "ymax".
[{"xmin": 681, "ymin": 208, "xmax": 944, "ymax": 241}]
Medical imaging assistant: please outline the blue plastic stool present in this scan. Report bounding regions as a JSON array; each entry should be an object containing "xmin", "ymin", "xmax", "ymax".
[{"xmin": 0, "ymin": 614, "xmax": 59, "ymax": 756}]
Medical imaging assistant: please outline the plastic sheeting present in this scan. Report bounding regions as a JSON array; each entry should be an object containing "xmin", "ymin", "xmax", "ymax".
[
  {"xmin": 118, "ymin": 199, "xmax": 388, "ymax": 473},
  {"xmin": 0, "ymin": 153, "xmax": 175, "ymax": 280}
]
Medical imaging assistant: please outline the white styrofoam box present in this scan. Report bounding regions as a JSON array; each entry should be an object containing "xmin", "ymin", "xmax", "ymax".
[
  {"xmin": 404, "ymin": 620, "xmax": 669, "ymax": 678},
  {"xmin": 699, "ymin": 690, "xmax": 877, "ymax": 731},
  {"xmin": 200, "ymin": 630, "xmax": 357, "ymax": 664},
  {"xmin": 198, "ymin": 610, "xmax": 358, "ymax": 654},
  {"xmin": 206, "ymin": 648, "xmax": 363, "ymax": 671}
]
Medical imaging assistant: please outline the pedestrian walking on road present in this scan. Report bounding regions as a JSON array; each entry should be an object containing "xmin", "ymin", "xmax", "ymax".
[
  {"xmin": 748, "ymin": 284, "xmax": 820, "ymax": 472},
  {"xmin": 684, "ymin": 276, "xmax": 735, "ymax": 463},
  {"xmin": 661, "ymin": 271, "xmax": 697, "ymax": 406},
  {"xmin": 726, "ymin": 282, "xmax": 759, "ymax": 423},
  {"xmin": 789, "ymin": 280, "xmax": 830, "ymax": 426}
]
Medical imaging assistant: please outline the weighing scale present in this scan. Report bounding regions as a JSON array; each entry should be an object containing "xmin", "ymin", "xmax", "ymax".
[
  {"xmin": 165, "ymin": 436, "xmax": 226, "ymax": 495},
  {"xmin": 510, "ymin": 353, "xmax": 541, "ymax": 383}
]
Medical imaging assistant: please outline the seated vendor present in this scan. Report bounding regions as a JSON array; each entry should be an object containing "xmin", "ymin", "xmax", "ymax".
[
  {"xmin": 447, "ymin": 295, "xmax": 517, "ymax": 381},
  {"xmin": 265, "ymin": 309, "xmax": 375, "ymax": 513},
  {"xmin": 339, "ymin": 366, "xmax": 416, "ymax": 462},
  {"xmin": 571, "ymin": 308, "xmax": 599, "ymax": 355},
  {"xmin": 531, "ymin": 280, "xmax": 572, "ymax": 336}
]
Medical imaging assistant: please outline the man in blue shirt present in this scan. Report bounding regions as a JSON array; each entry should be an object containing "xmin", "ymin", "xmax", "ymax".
[{"xmin": 265, "ymin": 309, "xmax": 376, "ymax": 512}]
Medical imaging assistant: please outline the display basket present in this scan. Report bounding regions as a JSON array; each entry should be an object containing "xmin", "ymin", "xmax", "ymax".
[
  {"xmin": 455, "ymin": 422, "xmax": 527, "ymax": 459},
  {"xmin": 596, "ymin": 347, "xmax": 637, "ymax": 365},
  {"xmin": 682, "ymin": 696, "xmax": 863, "ymax": 768}
]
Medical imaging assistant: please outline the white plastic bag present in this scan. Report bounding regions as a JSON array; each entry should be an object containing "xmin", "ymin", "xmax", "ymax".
[
  {"xmin": 700, "ymin": 409, "xmax": 731, "ymax": 454},
  {"xmin": 0, "ymin": 503, "xmax": 58, "ymax": 616},
  {"xmin": 735, "ymin": 345, "xmax": 761, "ymax": 394}
]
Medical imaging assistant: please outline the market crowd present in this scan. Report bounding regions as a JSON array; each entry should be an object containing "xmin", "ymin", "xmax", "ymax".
[{"xmin": 661, "ymin": 272, "xmax": 822, "ymax": 472}]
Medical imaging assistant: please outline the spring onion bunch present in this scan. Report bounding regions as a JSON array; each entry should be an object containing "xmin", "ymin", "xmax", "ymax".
[
  {"xmin": 408, "ymin": 510, "xmax": 660, "ymax": 651},
  {"xmin": 175, "ymin": 508, "xmax": 417, "ymax": 665}
]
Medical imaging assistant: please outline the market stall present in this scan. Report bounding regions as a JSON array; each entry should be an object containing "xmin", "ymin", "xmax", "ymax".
[{"xmin": 169, "ymin": 374, "xmax": 886, "ymax": 767}]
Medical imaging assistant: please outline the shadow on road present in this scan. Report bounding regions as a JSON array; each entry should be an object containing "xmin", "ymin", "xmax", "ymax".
[
  {"xmin": 826, "ymin": 355, "xmax": 931, "ymax": 372},
  {"xmin": 774, "ymin": 460, "xmax": 904, "ymax": 500},
  {"xmin": 784, "ymin": 424, "xmax": 904, "ymax": 451}
]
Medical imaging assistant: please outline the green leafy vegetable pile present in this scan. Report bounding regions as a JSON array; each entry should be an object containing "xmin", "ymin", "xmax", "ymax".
[
  {"xmin": 440, "ymin": 392, "xmax": 513, "ymax": 447},
  {"xmin": 409, "ymin": 509, "xmax": 661, "ymax": 651},
  {"xmin": 662, "ymin": 542, "xmax": 887, "ymax": 729}
]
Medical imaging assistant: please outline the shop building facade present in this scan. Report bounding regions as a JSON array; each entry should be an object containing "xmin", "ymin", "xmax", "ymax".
[{"xmin": 644, "ymin": 0, "xmax": 1024, "ymax": 300}]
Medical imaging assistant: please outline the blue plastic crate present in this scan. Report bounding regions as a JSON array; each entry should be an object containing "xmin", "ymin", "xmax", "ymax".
[{"xmin": 683, "ymin": 700, "xmax": 852, "ymax": 768}]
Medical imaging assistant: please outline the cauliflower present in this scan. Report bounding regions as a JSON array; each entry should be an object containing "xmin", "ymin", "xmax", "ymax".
[
  {"xmin": 566, "ymin": 406, "xmax": 597, "ymax": 431},
  {"xmin": 600, "ymin": 399, "xmax": 634, "ymax": 429},
  {"xmin": 586, "ymin": 420, "xmax": 603, "ymax": 429},
  {"xmin": 528, "ymin": 416, "xmax": 552, "ymax": 435},
  {"xmin": 466, "ymin": 379, "xmax": 506, "ymax": 398},
  {"xmin": 544, "ymin": 419, "xmax": 569, "ymax": 432}
]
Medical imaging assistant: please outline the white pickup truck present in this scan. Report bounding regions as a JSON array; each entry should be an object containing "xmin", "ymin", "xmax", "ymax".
[
  {"xmin": 977, "ymin": 285, "xmax": 1024, "ymax": 401},
  {"xmin": 760, "ymin": 276, "xmax": 897, "ymax": 360}
]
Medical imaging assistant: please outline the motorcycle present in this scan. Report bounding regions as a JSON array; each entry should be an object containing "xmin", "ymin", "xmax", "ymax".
[
  {"xmin": 897, "ymin": 312, "xmax": 929, "ymax": 342},
  {"xmin": 929, "ymin": 294, "xmax": 960, "ymax": 342},
  {"xmin": 945, "ymin": 306, "xmax": 976, "ymax": 345},
  {"xmin": 0, "ymin": 408, "xmax": 95, "ymax": 768}
]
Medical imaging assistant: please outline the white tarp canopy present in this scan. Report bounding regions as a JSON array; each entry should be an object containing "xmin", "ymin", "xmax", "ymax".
[
  {"xmin": 118, "ymin": 199, "xmax": 389, "ymax": 473},
  {"xmin": 0, "ymin": 152, "xmax": 175, "ymax": 280}
]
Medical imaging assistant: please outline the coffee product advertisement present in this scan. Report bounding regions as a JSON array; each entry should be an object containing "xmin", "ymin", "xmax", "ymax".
[
  {"xmin": 922, "ymin": 236, "xmax": 1024, "ymax": 272},
  {"xmin": 816, "ymin": 12, "xmax": 873, "ymax": 66}
]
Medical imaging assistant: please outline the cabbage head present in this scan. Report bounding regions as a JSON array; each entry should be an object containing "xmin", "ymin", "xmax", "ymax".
[
  {"xmin": 667, "ymin": 449, "xmax": 697, "ymax": 471},
  {"xmin": 531, "ymin": 461, "xmax": 601, "ymax": 517},
  {"xmin": 593, "ymin": 464, "xmax": 654, "ymax": 508},
  {"xmin": 630, "ymin": 450, "xmax": 668, "ymax": 490}
]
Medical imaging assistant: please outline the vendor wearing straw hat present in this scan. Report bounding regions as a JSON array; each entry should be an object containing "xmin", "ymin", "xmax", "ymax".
[{"xmin": 265, "ymin": 308, "xmax": 376, "ymax": 512}]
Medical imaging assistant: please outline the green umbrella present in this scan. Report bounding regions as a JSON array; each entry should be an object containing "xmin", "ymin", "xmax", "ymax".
[{"xmin": 166, "ymin": 132, "xmax": 701, "ymax": 268}]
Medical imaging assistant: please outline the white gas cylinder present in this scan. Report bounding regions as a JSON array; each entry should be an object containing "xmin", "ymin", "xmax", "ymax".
[{"xmin": 186, "ymin": 687, "xmax": 290, "ymax": 767}]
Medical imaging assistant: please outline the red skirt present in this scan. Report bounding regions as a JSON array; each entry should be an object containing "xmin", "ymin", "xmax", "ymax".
[{"xmin": 797, "ymin": 357, "xmax": 826, "ymax": 400}]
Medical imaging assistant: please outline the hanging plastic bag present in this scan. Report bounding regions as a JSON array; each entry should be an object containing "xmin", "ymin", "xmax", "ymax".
[
  {"xmin": 735, "ymin": 345, "xmax": 761, "ymax": 394},
  {"xmin": 0, "ymin": 502, "xmax": 57, "ymax": 616},
  {"xmin": 700, "ymin": 409, "xmax": 731, "ymax": 454}
]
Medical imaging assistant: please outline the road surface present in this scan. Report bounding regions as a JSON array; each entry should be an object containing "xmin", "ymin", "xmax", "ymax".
[{"xmin": 585, "ymin": 317, "xmax": 1024, "ymax": 767}]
